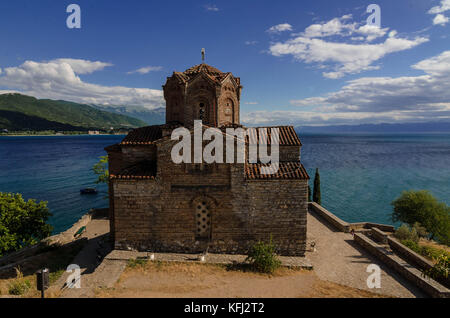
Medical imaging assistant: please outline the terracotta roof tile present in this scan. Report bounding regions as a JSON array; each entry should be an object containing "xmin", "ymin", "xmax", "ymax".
[
  {"xmin": 245, "ymin": 162, "xmax": 309, "ymax": 180},
  {"xmin": 247, "ymin": 126, "xmax": 302, "ymax": 146},
  {"xmin": 119, "ymin": 125, "xmax": 301, "ymax": 147},
  {"xmin": 184, "ymin": 64, "xmax": 224, "ymax": 76},
  {"xmin": 110, "ymin": 161, "xmax": 157, "ymax": 180},
  {"xmin": 120, "ymin": 126, "xmax": 163, "ymax": 145}
]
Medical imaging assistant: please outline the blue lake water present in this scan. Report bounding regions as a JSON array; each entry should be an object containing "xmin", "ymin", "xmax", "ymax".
[{"xmin": 0, "ymin": 133, "xmax": 449, "ymax": 234}]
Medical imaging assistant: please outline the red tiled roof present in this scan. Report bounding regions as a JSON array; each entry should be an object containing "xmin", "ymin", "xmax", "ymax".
[
  {"xmin": 120, "ymin": 126, "xmax": 163, "ymax": 145},
  {"xmin": 184, "ymin": 63, "xmax": 224, "ymax": 76},
  {"xmin": 245, "ymin": 162, "xmax": 309, "ymax": 180},
  {"xmin": 247, "ymin": 126, "xmax": 302, "ymax": 146},
  {"xmin": 172, "ymin": 63, "xmax": 241, "ymax": 85},
  {"xmin": 110, "ymin": 161, "xmax": 157, "ymax": 180},
  {"xmin": 119, "ymin": 124, "xmax": 302, "ymax": 146}
]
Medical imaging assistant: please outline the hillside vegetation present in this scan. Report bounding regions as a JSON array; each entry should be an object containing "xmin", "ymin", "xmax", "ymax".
[{"xmin": 0, "ymin": 93, "xmax": 147, "ymax": 131}]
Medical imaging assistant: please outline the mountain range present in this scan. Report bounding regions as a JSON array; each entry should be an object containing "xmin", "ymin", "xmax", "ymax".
[
  {"xmin": 0, "ymin": 93, "xmax": 148, "ymax": 131},
  {"xmin": 90, "ymin": 104, "xmax": 165, "ymax": 126},
  {"xmin": 297, "ymin": 122, "xmax": 450, "ymax": 134},
  {"xmin": 1, "ymin": 93, "xmax": 449, "ymax": 134}
]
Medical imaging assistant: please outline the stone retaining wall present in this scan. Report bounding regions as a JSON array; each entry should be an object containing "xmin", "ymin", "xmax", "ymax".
[
  {"xmin": 308, "ymin": 203, "xmax": 395, "ymax": 233},
  {"xmin": 354, "ymin": 233, "xmax": 449, "ymax": 298},
  {"xmin": 371, "ymin": 227, "xmax": 389, "ymax": 245},
  {"xmin": 309, "ymin": 202, "xmax": 350, "ymax": 232},
  {"xmin": 387, "ymin": 237, "xmax": 450, "ymax": 288}
]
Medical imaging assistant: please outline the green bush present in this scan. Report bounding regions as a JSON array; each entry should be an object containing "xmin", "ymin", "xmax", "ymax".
[
  {"xmin": 401, "ymin": 239, "xmax": 420, "ymax": 251},
  {"xmin": 8, "ymin": 279, "xmax": 31, "ymax": 296},
  {"xmin": 391, "ymin": 190, "xmax": 450, "ymax": 245},
  {"xmin": 8, "ymin": 267, "xmax": 31, "ymax": 296},
  {"xmin": 395, "ymin": 224, "xmax": 419, "ymax": 243},
  {"xmin": 246, "ymin": 236, "xmax": 281, "ymax": 274},
  {"xmin": 423, "ymin": 254, "xmax": 449, "ymax": 281},
  {"xmin": 413, "ymin": 222, "xmax": 428, "ymax": 238},
  {"xmin": 0, "ymin": 192, "xmax": 53, "ymax": 257},
  {"xmin": 401, "ymin": 239, "xmax": 450, "ymax": 261}
]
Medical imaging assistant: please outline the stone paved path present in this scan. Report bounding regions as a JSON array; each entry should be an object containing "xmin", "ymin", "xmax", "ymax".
[
  {"xmin": 51, "ymin": 218, "xmax": 126, "ymax": 298},
  {"xmin": 306, "ymin": 209, "xmax": 425, "ymax": 298}
]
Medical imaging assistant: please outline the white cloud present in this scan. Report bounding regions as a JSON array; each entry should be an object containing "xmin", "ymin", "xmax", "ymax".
[
  {"xmin": 127, "ymin": 66, "xmax": 163, "ymax": 75},
  {"xmin": 428, "ymin": 0, "xmax": 450, "ymax": 14},
  {"xmin": 243, "ymin": 51, "xmax": 450, "ymax": 126},
  {"xmin": 268, "ymin": 15, "xmax": 428, "ymax": 78},
  {"xmin": 204, "ymin": 4, "xmax": 219, "ymax": 12},
  {"xmin": 412, "ymin": 50, "xmax": 450, "ymax": 76},
  {"xmin": 433, "ymin": 13, "xmax": 449, "ymax": 25},
  {"xmin": 50, "ymin": 58, "xmax": 112, "ymax": 74},
  {"xmin": 303, "ymin": 15, "xmax": 356, "ymax": 38},
  {"xmin": 357, "ymin": 25, "xmax": 389, "ymax": 42},
  {"xmin": 244, "ymin": 102, "xmax": 259, "ymax": 105},
  {"xmin": 428, "ymin": 0, "xmax": 450, "ymax": 26},
  {"xmin": 0, "ymin": 59, "xmax": 164, "ymax": 109},
  {"xmin": 267, "ymin": 23, "xmax": 293, "ymax": 34},
  {"xmin": 245, "ymin": 41, "xmax": 258, "ymax": 45}
]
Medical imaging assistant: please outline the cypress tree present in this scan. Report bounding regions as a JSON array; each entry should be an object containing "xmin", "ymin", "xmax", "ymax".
[
  {"xmin": 313, "ymin": 168, "xmax": 321, "ymax": 205},
  {"xmin": 308, "ymin": 185, "xmax": 312, "ymax": 202}
]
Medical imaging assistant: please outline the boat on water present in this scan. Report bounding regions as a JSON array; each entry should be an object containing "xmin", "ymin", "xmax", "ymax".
[{"xmin": 80, "ymin": 188, "xmax": 98, "ymax": 195}]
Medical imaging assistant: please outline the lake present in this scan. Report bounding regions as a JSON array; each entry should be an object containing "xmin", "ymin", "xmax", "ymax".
[{"xmin": 0, "ymin": 133, "xmax": 449, "ymax": 233}]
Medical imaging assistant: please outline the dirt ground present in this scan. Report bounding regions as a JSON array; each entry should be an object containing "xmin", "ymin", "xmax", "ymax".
[{"xmin": 94, "ymin": 261, "xmax": 389, "ymax": 298}]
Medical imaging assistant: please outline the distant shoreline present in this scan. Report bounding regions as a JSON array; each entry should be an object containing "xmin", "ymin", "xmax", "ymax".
[{"xmin": 1, "ymin": 133, "xmax": 126, "ymax": 137}]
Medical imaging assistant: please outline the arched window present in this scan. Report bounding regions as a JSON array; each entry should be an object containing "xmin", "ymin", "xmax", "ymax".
[{"xmin": 223, "ymin": 98, "xmax": 234, "ymax": 124}]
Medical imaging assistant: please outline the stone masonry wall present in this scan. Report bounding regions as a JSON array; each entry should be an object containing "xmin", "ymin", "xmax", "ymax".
[{"xmin": 111, "ymin": 139, "xmax": 307, "ymax": 256}]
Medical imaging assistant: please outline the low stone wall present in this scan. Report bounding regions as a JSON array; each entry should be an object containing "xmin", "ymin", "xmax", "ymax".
[
  {"xmin": 309, "ymin": 202, "xmax": 350, "ymax": 232},
  {"xmin": 365, "ymin": 223, "xmax": 395, "ymax": 233},
  {"xmin": 44, "ymin": 210, "xmax": 95, "ymax": 246},
  {"xmin": 388, "ymin": 237, "xmax": 450, "ymax": 288},
  {"xmin": 371, "ymin": 227, "xmax": 389, "ymax": 245},
  {"xmin": 354, "ymin": 233, "xmax": 449, "ymax": 298},
  {"xmin": 309, "ymin": 203, "xmax": 395, "ymax": 234}
]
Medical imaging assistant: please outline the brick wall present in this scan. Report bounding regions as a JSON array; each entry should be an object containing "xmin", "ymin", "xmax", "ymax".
[{"xmin": 110, "ymin": 136, "xmax": 307, "ymax": 256}]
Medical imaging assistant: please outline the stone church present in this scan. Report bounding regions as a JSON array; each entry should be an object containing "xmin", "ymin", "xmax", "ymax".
[{"xmin": 105, "ymin": 62, "xmax": 309, "ymax": 256}]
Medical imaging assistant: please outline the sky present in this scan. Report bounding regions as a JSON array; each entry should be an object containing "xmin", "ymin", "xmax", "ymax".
[{"xmin": 0, "ymin": 0, "xmax": 449, "ymax": 126}]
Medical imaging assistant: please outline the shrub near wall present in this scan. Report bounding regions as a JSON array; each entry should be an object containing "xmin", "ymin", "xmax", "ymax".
[{"xmin": 246, "ymin": 237, "xmax": 281, "ymax": 274}]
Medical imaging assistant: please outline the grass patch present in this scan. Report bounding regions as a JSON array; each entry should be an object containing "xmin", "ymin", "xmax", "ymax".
[
  {"xmin": 127, "ymin": 258, "xmax": 149, "ymax": 269},
  {"xmin": 8, "ymin": 268, "xmax": 31, "ymax": 296},
  {"xmin": 0, "ymin": 239, "xmax": 86, "ymax": 297},
  {"xmin": 401, "ymin": 239, "xmax": 450, "ymax": 262}
]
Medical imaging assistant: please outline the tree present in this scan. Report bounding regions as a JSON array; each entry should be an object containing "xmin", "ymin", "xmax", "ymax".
[
  {"xmin": 313, "ymin": 168, "xmax": 321, "ymax": 205},
  {"xmin": 0, "ymin": 193, "xmax": 53, "ymax": 257},
  {"xmin": 92, "ymin": 156, "xmax": 109, "ymax": 184},
  {"xmin": 308, "ymin": 185, "xmax": 312, "ymax": 202},
  {"xmin": 391, "ymin": 190, "xmax": 450, "ymax": 245}
]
